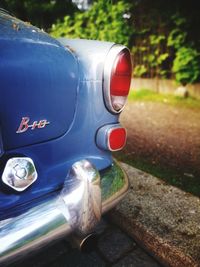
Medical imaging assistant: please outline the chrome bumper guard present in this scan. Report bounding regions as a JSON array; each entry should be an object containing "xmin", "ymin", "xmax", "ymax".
[{"xmin": 0, "ymin": 160, "xmax": 128, "ymax": 265}]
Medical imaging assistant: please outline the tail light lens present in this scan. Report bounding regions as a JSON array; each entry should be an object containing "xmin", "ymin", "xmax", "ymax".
[
  {"xmin": 108, "ymin": 127, "xmax": 126, "ymax": 151},
  {"xmin": 96, "ymin": 124, "xmax": 127, "ymax": 152},
  {"xmin": 103, "ymin": 45, "xmax": 132, "ymax": 113}
]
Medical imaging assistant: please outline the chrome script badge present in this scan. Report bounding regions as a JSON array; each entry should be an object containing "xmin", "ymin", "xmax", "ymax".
[{"xmin": 16, "ymin": 117, "xmax": 50, "ymax": 134}]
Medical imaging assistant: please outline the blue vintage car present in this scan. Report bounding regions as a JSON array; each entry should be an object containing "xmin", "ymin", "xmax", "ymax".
[{"xmin": 0, "ymin": 9, "xmax": 132, "ymax": 265}]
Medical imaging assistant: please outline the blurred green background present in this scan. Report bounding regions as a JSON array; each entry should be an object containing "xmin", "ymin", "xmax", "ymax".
[{"xmin": 1, "ymin": 0, "xmax": 200, "ymax": 85}]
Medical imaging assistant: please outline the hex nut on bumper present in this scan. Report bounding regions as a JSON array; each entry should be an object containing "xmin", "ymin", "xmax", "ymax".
[{"xmin": 2, "ymin": 157, "xmax": 38, "ymax": 191}]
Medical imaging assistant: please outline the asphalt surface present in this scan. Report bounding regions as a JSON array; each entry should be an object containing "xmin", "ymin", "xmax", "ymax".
[{"xmin": 12, "ymin": 218, "xmax": 161, "ymax": 267}]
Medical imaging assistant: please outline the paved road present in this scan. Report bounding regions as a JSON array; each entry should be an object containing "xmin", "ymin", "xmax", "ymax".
[{"xmin": 12, "ymin": 217, "xmax": 161, "ymax": 267}]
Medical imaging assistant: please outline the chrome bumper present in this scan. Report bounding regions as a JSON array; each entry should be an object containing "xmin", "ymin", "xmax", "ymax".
[{"xmin": 0, "ymin": 160, "xmax": 128, "ymax": 266}]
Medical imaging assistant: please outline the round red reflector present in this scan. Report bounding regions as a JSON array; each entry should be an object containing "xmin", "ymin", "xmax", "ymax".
[{"xmin": 108, "ymin": 128, "xmax": 126, "ymax": 151}]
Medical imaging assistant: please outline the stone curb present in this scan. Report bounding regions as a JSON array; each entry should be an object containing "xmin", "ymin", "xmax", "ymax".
[{"xmin": 108, "ymin": 163, "xmax": 200, "ymax": 267}]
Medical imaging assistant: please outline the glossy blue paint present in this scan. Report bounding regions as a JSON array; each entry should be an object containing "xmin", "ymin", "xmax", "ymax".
[
  {"xmin": 0, "ymin": 11, "xmax": 120, "ymax": 216},
  {"xmin": 0, "ymin": 131, "xmax": 3, "ymax": 157},
  {"xmin": 0, "ymin": 12, "xmax": 79, "ymax": 150},
  {"xmin": 58, "ymin": 38, "xmax": 115, "ymax": 81}
]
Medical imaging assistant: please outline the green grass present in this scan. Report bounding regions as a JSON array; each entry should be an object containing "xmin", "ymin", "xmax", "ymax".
[
  {"xmin": 115, "ymin": 152, "xmax": 200, "ymax": 197},
  {"xmin": 128, "ymin": 89, "xmax": 200, "ymax": 109},
  {"xmin": 101, "ymin": 162, "xmax": 124, "ymax": 201}
]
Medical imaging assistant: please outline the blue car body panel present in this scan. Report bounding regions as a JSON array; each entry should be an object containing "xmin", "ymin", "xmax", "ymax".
[
  {"xmin": 0, "ymin": 11, "xmax": 119, "ymax": 217},
  {"xmin": 0, "ymin": 14, "xmax": 79, "ymax": 150}
]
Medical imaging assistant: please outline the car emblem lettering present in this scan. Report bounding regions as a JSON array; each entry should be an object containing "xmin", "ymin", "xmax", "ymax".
[{"xmin": 16, "ymin": 117, "xmax": 50, "ymax": 134}]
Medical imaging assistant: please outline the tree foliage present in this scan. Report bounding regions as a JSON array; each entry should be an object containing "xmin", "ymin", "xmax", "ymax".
[
  {"xmin": 1, "ymin": 0, "xmax": 200, "ymax": 84},
  {"xmin": 172, "ymin": 47, "xmax": 200, "ymax": 85},
  {"xmin": 0, "ymin": 0, "xmax": 77, "ymax": 30},
  {"xmin": 131, "ymin": 0, "xmax": 200, "ymax": 84},
  {"xmin": 168, "ymin": 13, "xmax": 200, "ymax": 84},
  {"xmin": 50, "ymin": 0, "xmax": 133, "ymax": 46}
]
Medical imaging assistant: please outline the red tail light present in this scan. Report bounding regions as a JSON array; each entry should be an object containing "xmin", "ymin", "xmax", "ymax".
[
  {"xmin": 108, "ymin": 127, "xmax": 126, "ymax": 151},
  {"xmin": 96, "ymin": 124, "xmax": 127, "ymax": 152},
  {"xmin": 103, "ymin": 45, "xmax": 132, "ymax": 113}
]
